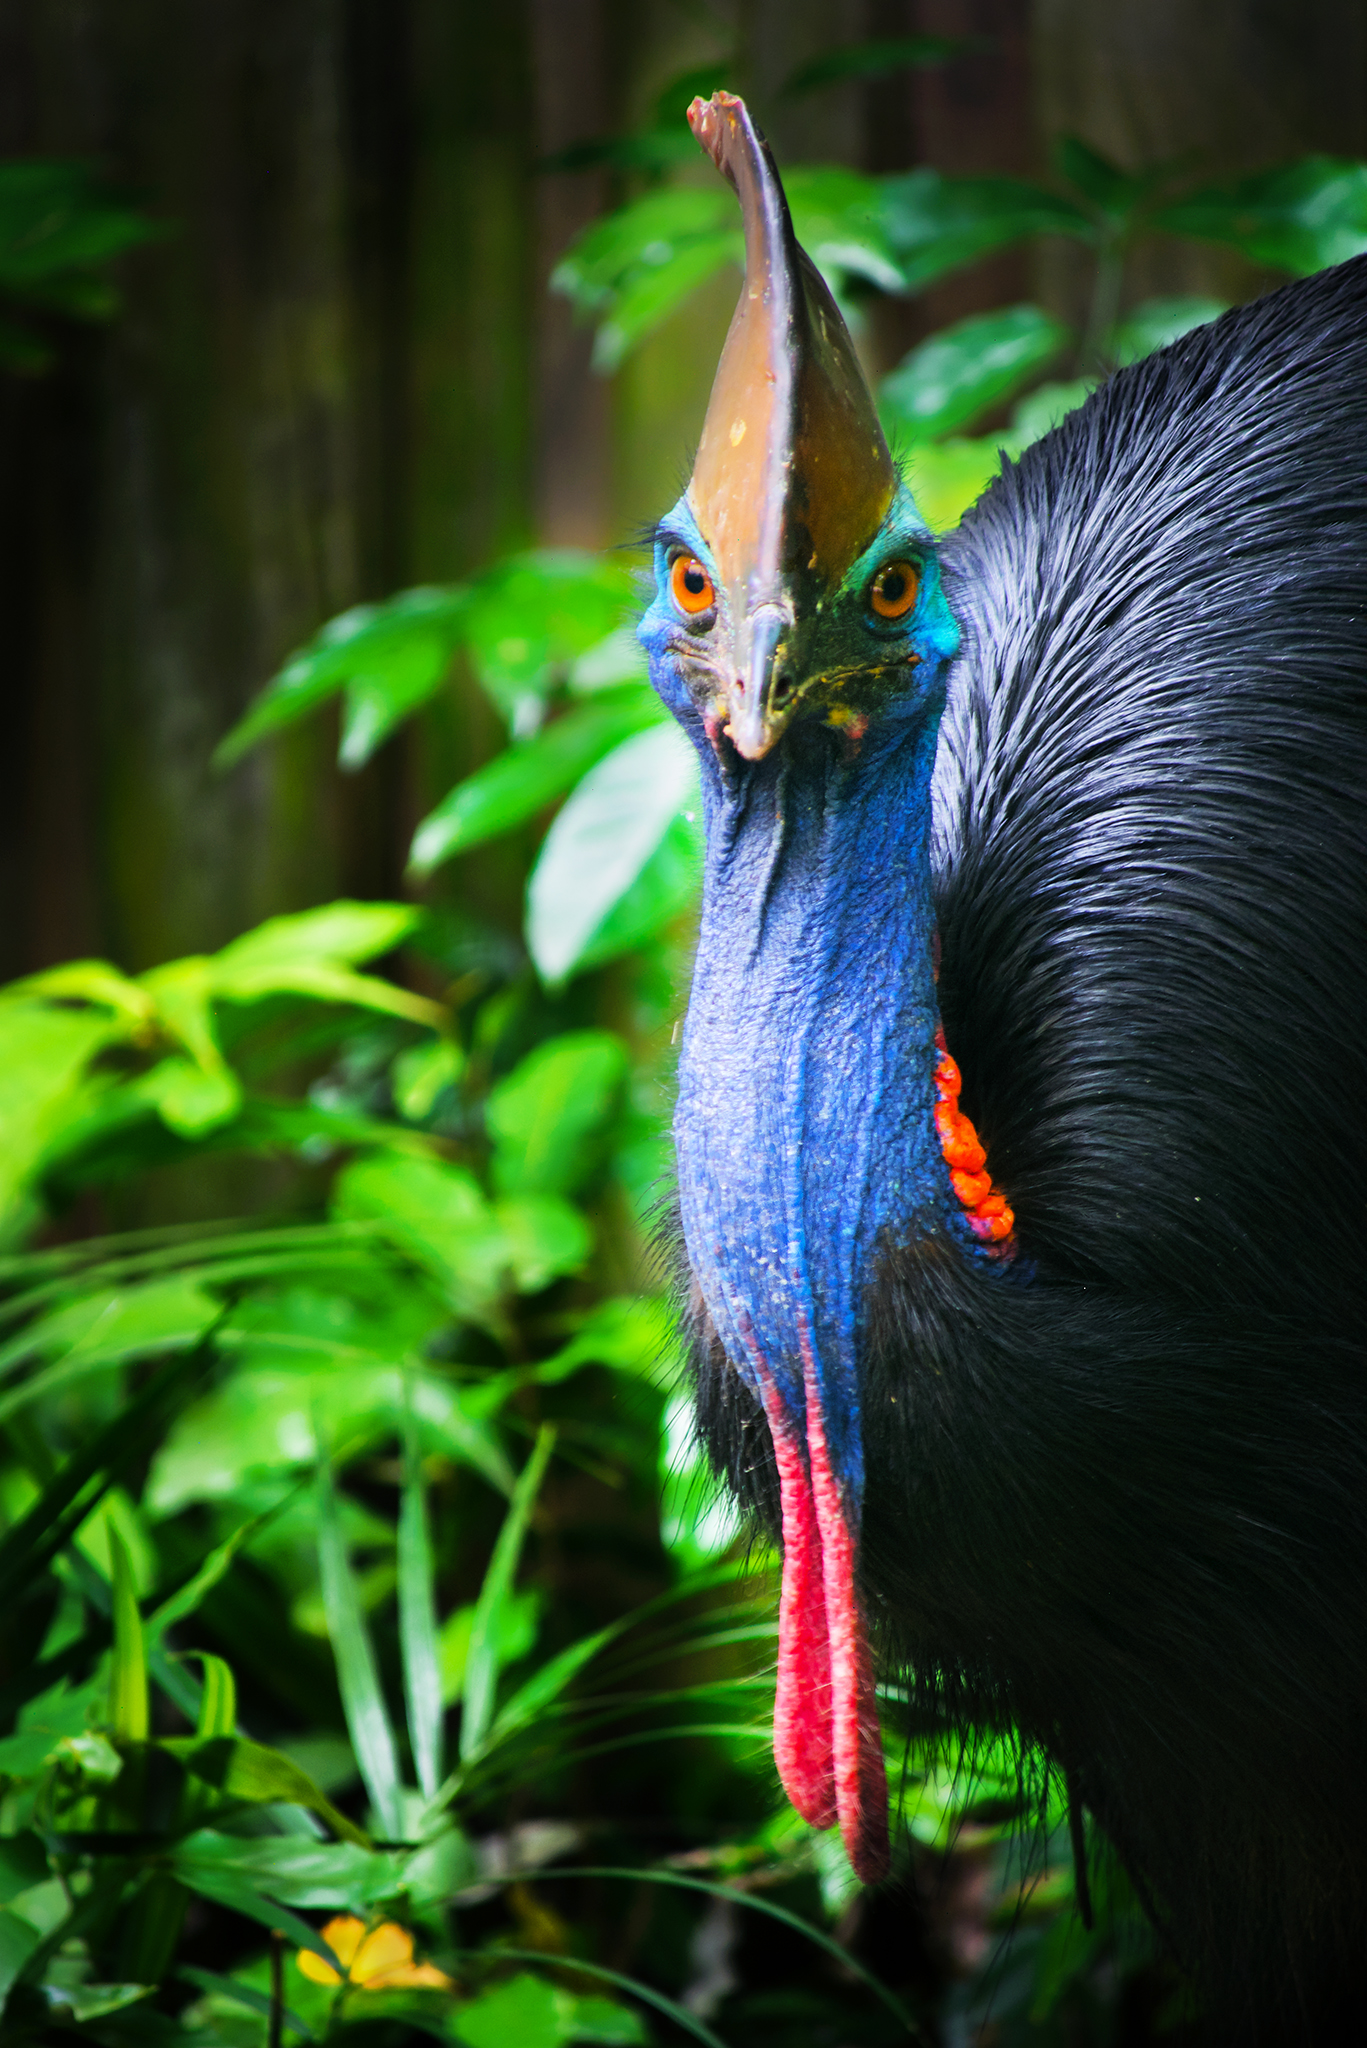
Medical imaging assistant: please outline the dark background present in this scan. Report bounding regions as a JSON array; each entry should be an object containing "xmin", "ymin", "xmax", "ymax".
[{"xmin": 2, "ymin": 0, "xmax": 1364, "ymax": 979}]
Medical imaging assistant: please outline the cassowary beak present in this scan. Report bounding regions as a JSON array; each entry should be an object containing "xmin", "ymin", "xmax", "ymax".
[
  {"xmin": 686, "ymin": 89, "xmax": 896, "ymax": 748},
  {"xmin": 722, "ymin": 606, "xmax": 791, "ymax": 760}
]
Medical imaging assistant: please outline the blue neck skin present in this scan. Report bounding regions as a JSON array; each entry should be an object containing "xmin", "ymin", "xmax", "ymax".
[{"xmin": 642, "ymin": 495, "xmax": 986, "ymax": 1516}]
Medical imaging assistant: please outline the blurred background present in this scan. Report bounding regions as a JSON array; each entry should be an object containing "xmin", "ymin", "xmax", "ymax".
[{"xmin": 0, "ymin": 5, "xmax": 1364, "ymax": 2045}]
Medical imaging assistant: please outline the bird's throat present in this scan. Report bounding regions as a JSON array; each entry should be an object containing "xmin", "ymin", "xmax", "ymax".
[{"xmin": 675, "ymin": 715, "xmax": 953, "ymax": 1879}]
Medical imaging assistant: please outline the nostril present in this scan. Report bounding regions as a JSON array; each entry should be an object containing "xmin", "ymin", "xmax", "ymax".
[{"xmin": 771, "ymin": 672, "xmax": 794, "ymax": 707}]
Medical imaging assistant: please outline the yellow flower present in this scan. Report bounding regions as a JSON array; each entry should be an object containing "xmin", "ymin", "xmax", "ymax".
[{"xmin": 297, "ymin": 1914, "xmax": 453, "ymax": 1991}]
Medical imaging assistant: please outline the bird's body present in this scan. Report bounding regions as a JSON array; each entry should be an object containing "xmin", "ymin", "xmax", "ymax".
[{"xmin": 644, "ymin": 92, "xmax": 1367, "ymax": 2041}]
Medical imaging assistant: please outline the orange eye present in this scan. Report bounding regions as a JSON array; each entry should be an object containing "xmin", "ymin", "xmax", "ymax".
[
  {"xmin": 670, "ymin": 554, "xmax": 716, "ymax": 617},
  {"xmin": 868, "ymin": 559, "xmax": 920, "ymax": 620}
]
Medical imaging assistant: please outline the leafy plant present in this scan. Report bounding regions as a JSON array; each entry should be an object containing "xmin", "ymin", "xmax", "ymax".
[{"xmin": 0, "ymin": 159, "xmax": 160, "ymax": 372}]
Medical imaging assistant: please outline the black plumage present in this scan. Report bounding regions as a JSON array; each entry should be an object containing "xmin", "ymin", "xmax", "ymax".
[{"xmin": 688, "ymin": 255, "xmax": 1367, "ymax": 2039}]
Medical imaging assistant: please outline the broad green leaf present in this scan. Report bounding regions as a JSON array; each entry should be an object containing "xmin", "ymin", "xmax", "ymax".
[
  {"xmin": 0, "ymin": 1680, "xmax": 104, "ymax": 1778},
  {"xmin": 461, "ymin": 551, "xmax": 638, "ymax": 727},
  {"xmin": 486, "ymin": 1031, "xmax": 628, "ymax": 1196},
  {"xmin": 174, "ymin": 1829, "xmax": 395, "ymax": 1910},
  {"xmin": 461, "ymin": 1425, "xmax": 556, "ymax": 1761},
  {"xmin": 786, "ymin": 167, "xmax": 906, "ymax": 295},
  {"xmin": 169, "ymin": 1846, "xmax": 351, "ymax": 1971},
  {"xmin": 783, "ymin": 34, "xmax": 963, "ymax": 95},
  {"xmin": 572, "ymin": 810, "xmax": 703, "ymax": 977},
  {"xmin": 392, "ymin": 1037, "xmax": 464, "ymax": 1120},
  {"xmin": 316, "ymin": 1458, "xmax": 405, "ymax": 1838},
  {"xmin": 339, "ymin": 632, "xmax": 454, "ymax": 768},
  {"xmin": 331, "ymin": 1152, "xmax": 515, "ymax": 1317},
  {"xmin": 551, "ymin": 184, "xmax": 735, "ymax": 317},
  {"xmin": 159, "ymin": 1735, "xmax": 369, "ymax": 1846},
  {"xmin": 0, "ymin": 1911, "xmax": 42, "ymax": 2008},
  {"xmin": 591, "ymin": 233, "xmax": 741, "ymax": 372},
  {"xmin": 492, "ymin": 1194, "xmax": 592, "ymax": 1294},
  {"xmin": 0, "ymin": 1001, "xmax": 124, "ymax": 1222},
  {"xmin": 0, "ymin": 1838, "xmax": 47, "ymax": 1905},
  {"xmin": 0, "ymin": 161, "xmax": 159, "ymax": 290},
  {"xmin": 399, "ymin": 1391, "xmax": 444, "ymax": 1800},
  {"xmin": 212, "ymin": 901, "xmax": 422, "ymax": 973},
  {"xmin": 2, "ymin": 958, "xmax": 155, "ymax": 1029},
  {"xmin": 408, "ymin": 687, "xmax": 665, "ymax": 873},
  {"xmin": 452, "ymin": 1971, "xmax": 648, "ymax": 2048},
  {"xmin": 880, "ymin": 169, "xmax": 1094, "ymax": 291},
  {"xmin": 108, "ymin": 1526, "xmax": 149, "ymax": 1744},
  {"xmin": 456, "ymin": 1950, "xmax": 725, "ymax": 2048},
  {"xmin": 0, "ymin": 1276, "xmax": 221, "ymax": 1430},
  {"xmin": 1107, "ymin": 294, "xmax": 1227, "ymax": 364},
  {"xmin": 136, "ymin": 1054, "xmax": 242, "ymax": 1136},
  {"xmin": 1054, "ymin": 136, "xmax": 1159, "ymax": 223},
  {"xmin": 1152, "ymin": 157, "xmax": 1367, "ymax": 275},
  {"xmin": 880, "ymin": 304, "xmax": 1070, "ymax": 441},
  {"xmin": 526, "ymin": 724, "xmax": 700, "ymax": 986},
  {"xmin": 215, "ymin": 586, "xmax": 467, "ymax": 767}
]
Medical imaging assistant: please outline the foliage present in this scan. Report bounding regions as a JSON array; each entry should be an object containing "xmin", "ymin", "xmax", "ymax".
[
  {"xmin": 0, "ymin": 159, "xmax": 160, "ymax": 372},
  {"xmin": 551, "ymin": 136, "xmax": 1367, "ymax": 372}
]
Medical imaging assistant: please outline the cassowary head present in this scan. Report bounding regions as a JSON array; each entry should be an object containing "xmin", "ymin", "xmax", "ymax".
[
  {"xmin": 639, "ymin": 94, "xmax": 974, "ymax": 1882},
  {"xmin": 641, "ymin": 91, "xmax": 958, "ymax": 763}
]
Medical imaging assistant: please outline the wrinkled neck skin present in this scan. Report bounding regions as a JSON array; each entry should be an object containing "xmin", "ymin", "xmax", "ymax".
[{"xmin": 670, "ymin": 701, "xmax": 968, "ymax": 1503}]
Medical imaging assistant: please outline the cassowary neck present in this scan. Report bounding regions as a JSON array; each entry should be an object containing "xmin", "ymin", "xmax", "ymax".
[{"xmin": 676, "ymin": 715, "xmax": 960, "ymax": 1501}]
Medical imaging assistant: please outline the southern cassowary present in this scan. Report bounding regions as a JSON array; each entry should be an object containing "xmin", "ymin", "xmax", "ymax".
[{"xmin": 639, "ymin": 92, "xmax": 1367, "ymax": 2040}]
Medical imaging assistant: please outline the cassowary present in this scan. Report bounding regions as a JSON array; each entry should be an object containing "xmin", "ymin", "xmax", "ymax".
[{"xmin": 639, "ymin": 91, "xmax": 1367, "ymax": 2040}]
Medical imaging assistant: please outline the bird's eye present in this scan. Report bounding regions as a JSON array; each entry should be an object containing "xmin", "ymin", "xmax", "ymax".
[
  {"xmin": 868, "ymin": 559, "xmax": 920, "ymax": 620},
  {"xmin": 670, "ymin": 554, "xmax": 716, "ymax": 617}
]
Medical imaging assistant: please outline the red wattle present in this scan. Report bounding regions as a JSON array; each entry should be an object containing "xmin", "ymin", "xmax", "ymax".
[
  {"xmin": 801, "ymin": 1347, "xmax": 891, "ymax": 1884},
  {"xmin": 759, "ymin": 1351, "xmax": 890, "ymax": 1883},
  {"xmin": 761, "ymin": 1379, "xmax": 837, "ymax": 1828}
]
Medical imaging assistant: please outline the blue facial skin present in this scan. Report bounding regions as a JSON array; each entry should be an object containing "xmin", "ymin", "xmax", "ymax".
[{"xmin": 640, "ymin": 482, "xmax": 987, "ymax": 1519}]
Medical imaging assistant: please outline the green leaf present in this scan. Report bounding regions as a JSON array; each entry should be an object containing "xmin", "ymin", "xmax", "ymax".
[
  {"xmin": 213, "ymin": 901, "xmax": 422, "ymax": 973},
  {"xmin": 316, "ymin": 1458, "xmax": 405, "ymax": 1838},
  {"xmin": 880, "ymin": 168, "xmax": 1095, "ymax": 290},
  {"xmin": 331, "ymin": 1152, "xmax": 517, "ymax": 1319},
  {"xmin": 526, "ymin": 724, "xmax": 700, "ymax": 986},
  {"xmin": 1107, "ymin": 294, "xmax": 1227, "ymax": 365},
  {"xmin": 461, "ymin": 1425, "xmax": 556, "ymax": 1762},
  {"xmin": 215, "ymin": 587, "xmax": 467, "ymax": 767},
  {"xmin": 0, "ymin": 1000, "xmax": 125, "ymax": 1223},
  {"xmin": 439, "ymin": 1589, "xmax": 541, "ymax": 1706},
  {"xmin": 174, "ymin": 1827, "xmax": 396, "ymax": 1911},
  {"xmin": 455, "ymin": 1950, "xmax": 725, "ymax": 2048},
  {"xmin": 176, "ymin": 1965, "xmax": 317, "ymax": 2043},
  {"xmin": 486, "ymin": 1032, "xmax": 628, "ymax": 1197},
  {"xmin": 483, "ymin": 1622, "xmax": 617, "ymax": 1753},
  {"xmin": 0, "ymin": 1839, "xmax": 47, "ymax": 1906},
  {"xmin": 452, "ymin": 1971, "xmax": 649, "ymax": 2048},
  {"xmin": 408, "ymin": 687, "xmax": 665, "ymax": 873},
  {"xmin": 0, "ymin": 1911, "xmax": 42, "ymax": 2009},
  {"xmin": 169, "ymin": 1847, "xmax": 350, "ymax": 1971},
  {"xmin": 1054, "ymin": 136, "xmax": 1157, "ymax": 223},
  {"xmin": 880, "ymin": 304, "xmax": 1070, "ymax": 441},
  {"xmin": 782, "ymin": 34, "xmax": 964, "ymax": 95},
  {"xmin": 399, "ymin": 1390, "xmax": 444, "ymax": 1801},
  {"xmin": 0, "ymin": 161, "xmax": 159, "ymax": 290},
  {"xmin": 392, "ymin": 1037, "xmax": 464, "ymax": 1120},
  {"xmin": 461, "ymin": 552, "xmax": 638, "ymax": 727},
  {"xmin": 194, "ymin": 1654, "xmax": 237, "ymax": 1738},
  {"xmin": 552, "ymin": 185, "xmax": 738, "ymax": 363},
  {"xmin": 1152, "ymin": 157, "xmax": 1367, "ymax": 274},
  {"xmin": 338, "ymin": 632, "xmax": 455, "ymax": 769},
  {"xmin": 530, "ymin": 1295, "xmax": 679, "ymax": 1386},
  {"xmin": 107, "ymin": 1526, "xmax": 149, "ymax": 1744},
  {"xmin": 785, "ymin": 167, "xmax": 906, "ymax": 295},
  {"xmin": 159, "ymin": 1735, "xmax": 370, "ymax": 1846},
  {"xmin": 492, "ymin": 1195, "xmax": 592, "ymax": 1293},
  {"xmin": 571, "ymin": 810, "xmax": 703, "ymax": 977}
]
